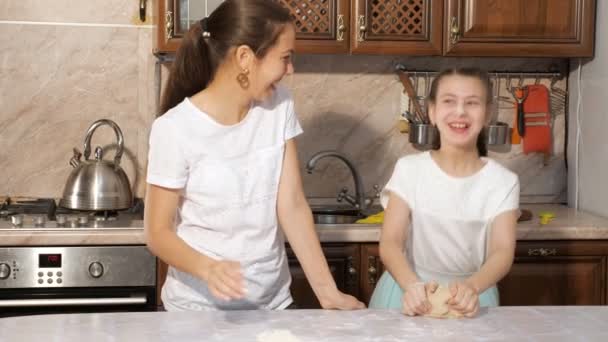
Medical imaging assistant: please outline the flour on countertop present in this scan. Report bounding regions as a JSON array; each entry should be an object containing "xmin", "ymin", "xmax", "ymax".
[{"xmin": 256, "ymin": 329, "xmax": 301, "ymax": 342}]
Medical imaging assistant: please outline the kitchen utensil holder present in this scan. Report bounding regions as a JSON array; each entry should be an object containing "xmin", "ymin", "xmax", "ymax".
[
  {"xmin": 486, "ymin": 122, "xmax": 510, "ymax": 145},
  {"xmin": 409, "ymin": 122, "xmax": 437, "ymax": 147}
]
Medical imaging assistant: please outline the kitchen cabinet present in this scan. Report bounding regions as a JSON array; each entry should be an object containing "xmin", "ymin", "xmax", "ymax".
[
  {"xmin": 279, "ymin": 0, "xmax": 351, "ymax": 54},
  {"xmin": 155, "ymin": 0, "xmax": 595, "ymax": 57},
  {"xmin": 280, "ymin": 0, "xmax": 442, "ymax": 55},
  {"xmin": 156, "ymin": 240, "xmax": 608, "ymax": 309},
  {"xmin": 498, "ymin": 241, "xmax": 607, "ymax": 305},
  {"xmin": 155, "ymin": 0, "xmax": 224, "ymax": 53},
  {"xmin": 444, "ymin": 0, "xmax": 596, "ymax": 57},
  {"xmin": 287, "ymin": 244, "xmax": 360, "ymax": 308},
  {"xmin": 157, "ymin": 258, "xmax": 168, "ymax": 309},
  {"xmin": 360, "ymin": 243, "xmax": 385, "ymax": 304}
]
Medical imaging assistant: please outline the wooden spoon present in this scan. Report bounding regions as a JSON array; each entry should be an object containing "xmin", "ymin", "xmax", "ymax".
[{"xmin": 397, "ymin": 71, "xmax": 425, "ymax": 123}]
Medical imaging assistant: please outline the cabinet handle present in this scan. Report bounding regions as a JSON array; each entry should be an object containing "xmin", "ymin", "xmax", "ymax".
[
  {"xmin": 449, "ymin": 16, "xmax": 459, "ymax": 44},
  {"xmin": 337, "ymin": 14, "xmax": 346, "ymax": 42},
  {"xmin": 345, "ymin": 257, "xmax": 358, "ymax": 289},
  {"xmin": 166, "ymin": 11, "xmax": 174, "ymax": 39},
  {"xmin": 357, "ymin": 15, "xmax": 366, "ymax": 42},
  {"xmin": 368, "ymin": 256, "xmax": 379, "ymax": 286},
  {"xmin": 528, "ymin": 248, "xmax": 557, "ymax": 257},
  {"xmin": 139, "ymin": 0, "xmax": 147, "ymax": 22}
]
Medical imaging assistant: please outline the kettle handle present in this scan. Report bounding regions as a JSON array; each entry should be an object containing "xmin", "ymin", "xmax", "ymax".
[{"xmin": 82, "ymin": 119, "xmax": 124, "ymax": 166}]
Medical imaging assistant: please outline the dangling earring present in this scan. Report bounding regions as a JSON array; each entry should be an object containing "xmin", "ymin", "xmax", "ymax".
[{"xmin": 236, "ymin": 69, "xmax": 250, "ymax": 89}]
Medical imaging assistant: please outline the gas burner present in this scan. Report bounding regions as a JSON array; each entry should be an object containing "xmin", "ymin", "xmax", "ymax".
[
  {"xmin": 0, "ymin": 197, "xmax": 144, "ymax": 230},
  {"xmin": 0, "ymin": 210, "xmax": 17, "ymax": 219},
  {"xmin": 93, "ymin": 211, "xmax": 119, "ymax": 221}
]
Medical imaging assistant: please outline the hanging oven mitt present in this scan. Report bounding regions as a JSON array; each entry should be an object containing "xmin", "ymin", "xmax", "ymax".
[{"xmin": 522, "ymin": 84, "xmax": 551, "ymax": 157}]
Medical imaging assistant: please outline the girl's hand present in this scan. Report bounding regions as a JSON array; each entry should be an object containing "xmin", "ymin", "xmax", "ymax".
[
  {"xmin": 318, "ymin": 287, "xmax": 366, "ymax": 310},
  {"xmin": 448, "ymin": 281, "xmax": 479, "ymax": 317},
  {"xmin": 204, "ymin": 260, "xmax": 245, "ymax": 301},
  {"xmin": 402, "ymin": 281, "xmax": 438, "ymax": 316}
]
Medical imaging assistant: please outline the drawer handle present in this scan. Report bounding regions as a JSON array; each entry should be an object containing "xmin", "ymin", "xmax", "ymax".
[
  {"xmin": 337, "ymin": 14, "xmax": 346, "ymax": 42},
  {"xmin": 528, "ymin": 248, "xmax": 557, "ymax": 257},
  {"xmin": 367, "ymin": 255, "xmax": 379, "ymax": 286}
]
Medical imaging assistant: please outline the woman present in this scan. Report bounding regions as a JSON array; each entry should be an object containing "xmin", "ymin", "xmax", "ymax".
[{"xmin": 145, "ymin": 0, "xmax": 364, "ymax": 311}]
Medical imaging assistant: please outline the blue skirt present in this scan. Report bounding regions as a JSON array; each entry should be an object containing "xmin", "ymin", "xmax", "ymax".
[{"xmin": 369, "ymin": 271, "xmax": 499, "ymax": 309}]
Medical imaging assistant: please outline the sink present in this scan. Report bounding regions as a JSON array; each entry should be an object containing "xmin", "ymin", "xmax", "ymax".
[
  {"xmin": 310, "ymin": 205, "xmax": 382, "ymax": 224},
  {"xmin": 310, "ymin": 206, "xmax": 361, "ymax": 224}
]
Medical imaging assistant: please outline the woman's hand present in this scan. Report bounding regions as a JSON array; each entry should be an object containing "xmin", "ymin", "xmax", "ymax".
[
  {"xmin": 317, "ymin": 286, "xmax": 365, "ymax": 310},
  {"xmin": 203, "ymin": 260, "xmax": 245, "ymax": 301},
  {"xmin": 402, "ymin": 281, "xmax": 438, "ymax": 316},
  {"xmin": 448, "ymin": 281, "xmax": 479, "ymax": 317}
]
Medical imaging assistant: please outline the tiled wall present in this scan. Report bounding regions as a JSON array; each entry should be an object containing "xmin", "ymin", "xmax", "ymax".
[
  {"xmin": 283, "ymin": 56, "xmax": 569, "ymax": 204},
  {"xmin": 1, "ymin": 1, "xmax": 569, "ymax": 204},
  {"xmin": 0, "ymin": 1, "xmax": 156, "ymax": 198}
]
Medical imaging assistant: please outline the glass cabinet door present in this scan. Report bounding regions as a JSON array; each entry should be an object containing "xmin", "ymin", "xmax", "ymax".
[{"xmin": 175, "ymin": 0, "xmax": 224, "ymax": 36}]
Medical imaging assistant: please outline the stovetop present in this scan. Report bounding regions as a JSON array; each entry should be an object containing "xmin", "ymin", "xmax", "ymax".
[{"xmin": 0, "ymin": 197, "xmax": 144, "ymax": 231}]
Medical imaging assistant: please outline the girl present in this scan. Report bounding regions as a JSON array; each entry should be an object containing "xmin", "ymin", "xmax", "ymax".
[
  {"xmin": 145, "ymin": 0, "xmax": 364, "ymax": 311},
  {"xmin": 369, "ymin": 68, "xmax": 520, "ymax": 317}
]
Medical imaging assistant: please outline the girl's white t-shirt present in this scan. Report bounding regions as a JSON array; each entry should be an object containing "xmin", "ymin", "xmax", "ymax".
[
  {"xmin": 147, "ymin": 85, "xmax": 303, "ymax": 311},
  {"xmin": 381, "ymin": 151, "xmax": 520, "ymax": 283}
]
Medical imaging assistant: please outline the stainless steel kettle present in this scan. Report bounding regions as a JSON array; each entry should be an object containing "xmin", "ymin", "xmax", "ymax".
[{"xmin": 59, "ymin": 119, "xmax": 133, "ymax": 211}]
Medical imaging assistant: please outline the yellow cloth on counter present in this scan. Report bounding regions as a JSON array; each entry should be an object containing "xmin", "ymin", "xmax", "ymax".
[{"xmin": 356, "ymin": 211, "xmax": 384, "ymax": 224}]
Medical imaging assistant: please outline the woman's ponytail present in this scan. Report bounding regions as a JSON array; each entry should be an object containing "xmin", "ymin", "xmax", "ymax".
[{"xmin": 159, "ymin": 21, "xmax": 214, "ymax": 115}]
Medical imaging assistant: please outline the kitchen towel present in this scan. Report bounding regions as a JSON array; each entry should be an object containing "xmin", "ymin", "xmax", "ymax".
[{"xmin": 522, "ymin": 84, "xmax": 552, "ymax": 157}]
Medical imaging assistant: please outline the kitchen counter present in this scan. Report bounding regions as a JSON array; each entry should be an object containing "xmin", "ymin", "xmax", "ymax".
[
  {"xmin": 1, "ymin": 204, "xmax": 608, "ymax": 246},
  {"xmin": 0, "ymin": 307, "xmax": 606, "ymax": 341},
  {"xmin": 318, "ymin": 204, "xmax": 608, "ymax": 242}
]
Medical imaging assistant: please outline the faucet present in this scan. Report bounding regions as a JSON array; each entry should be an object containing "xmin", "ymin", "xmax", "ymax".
[{"xmin": 306, "ymin": 150, "xmax": 370, "ymax": 214}]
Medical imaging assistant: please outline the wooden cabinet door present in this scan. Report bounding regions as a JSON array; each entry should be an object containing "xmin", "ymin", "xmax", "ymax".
[
  {"xmin": 156, "ymin": 259, "xmax": 168, "ymax": 308},
  {"xmin": 155, "ymin": 0, "xmax": 225, "ymax": 53},
  {"xmin": 156, "ymin": 0, "xmax": 183, "ymax": 53},
  {"xmin": 279, "ymin": 0, "xmax": 351, "ymax": 54},
  {"xmin": 287, "ymin": 244, "xmax": 360, "ymax": 308},
  {"xmin": 351, "ymin": 0, "xmax": 442, "ymax": 55},
  {"xmin": 444, "ymin": 0, "xmax": 596, "ymax": 57},
  {"xmin": 360, "ymin": 243, "xmax": 385, "ymax": 305},
  {"xmin": 498, "ymin": 241, "xmax": 607, "ymax": 305}
]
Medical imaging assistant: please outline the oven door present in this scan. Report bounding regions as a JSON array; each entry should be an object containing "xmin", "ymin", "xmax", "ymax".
[{"xmin": 0, "ymin": 286, "xmax": 157, "ymax": 317}]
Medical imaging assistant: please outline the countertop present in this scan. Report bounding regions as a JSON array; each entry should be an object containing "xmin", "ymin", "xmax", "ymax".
[
  {"xmin": 2, "ymin": 204, "xmax": 608, "ymax": 246},
  {"xmin": 0, "ymin": 307, "xmax": 607, "ymax": 341}
]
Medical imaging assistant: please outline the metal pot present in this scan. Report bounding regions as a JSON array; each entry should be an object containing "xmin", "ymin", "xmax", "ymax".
[
  {"xmin": 59, "ymin": 119, "xmax": 133, "ymax": 211},
  {"xmin": 486, "ymin": 122, "xmax": 510, "ymax": 145},
  {"xmin": 409, "ymin": 122, "xmax": 437, "ymax": 146}
]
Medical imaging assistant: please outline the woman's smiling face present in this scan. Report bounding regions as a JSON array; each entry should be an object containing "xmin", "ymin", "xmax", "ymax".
[{"xmin": 248, "ymin": 24, "xmax": 296, "ymax": 102}]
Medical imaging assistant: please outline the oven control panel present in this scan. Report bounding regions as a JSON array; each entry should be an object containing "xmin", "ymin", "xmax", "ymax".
[{"xmin": 0, "ymin": 246, "xmax": 155, "ymax": 288}]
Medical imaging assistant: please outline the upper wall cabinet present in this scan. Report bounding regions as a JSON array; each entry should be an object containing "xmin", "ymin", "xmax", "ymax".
[
  {"xmin": 279, "ymin": 0, "xmax": 351, "ymax": 54},
  {"xmin": 155, "ymin": 0, "xmax": 595, "ymax": 57},
  {"xmin": 279, "ymin": 0, "xmax": 442, "ymax": 55},
  {"xmin": 445, "ymin": 0, "xmax": 596, "ymax": 57},
  {"xmin": 155, "ymin": 0, "xmax": 224, "ymax": 53}
]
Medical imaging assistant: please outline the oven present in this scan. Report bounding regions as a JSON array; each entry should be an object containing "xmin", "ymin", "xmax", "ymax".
[{"xmin": 0, "ymin": 246, "xmax": 157, "ymax": 317}]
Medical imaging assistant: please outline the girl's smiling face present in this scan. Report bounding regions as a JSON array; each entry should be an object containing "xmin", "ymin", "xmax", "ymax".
[{"xmin": 428, "ymin": 74, "xmax": 489, "ymax": 151}]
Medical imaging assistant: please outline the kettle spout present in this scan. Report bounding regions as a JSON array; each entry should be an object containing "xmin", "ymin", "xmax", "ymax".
[{"xmin": 69, "ymin": 148, "xmax": 82, "ymax": 168}]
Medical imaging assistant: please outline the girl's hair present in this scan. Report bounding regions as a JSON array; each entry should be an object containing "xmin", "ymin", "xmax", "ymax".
[
  {"xmin": 159, "ymin": 0, "xmax": 292, "ymax": 115},
  {"xmin": 427, "ymin": 68, "xmax": 493, "ymax": 157}
]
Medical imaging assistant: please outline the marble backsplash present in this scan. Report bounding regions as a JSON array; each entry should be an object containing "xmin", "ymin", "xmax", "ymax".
[
  {"xmin": 285, "ymin": 55, "xmax": 569, "ymax": 203},
  {"xmin": 0, "ymin": 1, "xmax": 569, "ymax": 203}
]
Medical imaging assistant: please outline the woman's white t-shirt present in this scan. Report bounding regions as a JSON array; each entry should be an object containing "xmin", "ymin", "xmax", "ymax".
[
  {"xmin": 381, "ymin": 151, "xmax": 520, "ymax": 283},
  {"xmin": 147, "ymin": 85, "xmax": 303, "ymax": 311}
]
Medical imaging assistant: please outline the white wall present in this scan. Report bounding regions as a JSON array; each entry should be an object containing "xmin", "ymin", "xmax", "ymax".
[{"xmin": 567, "ymin": 0, "xmax": 608, "ymax": 216}]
